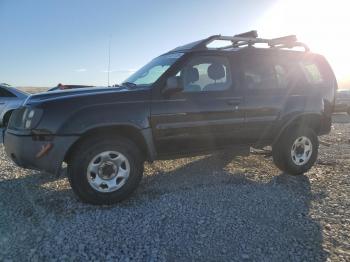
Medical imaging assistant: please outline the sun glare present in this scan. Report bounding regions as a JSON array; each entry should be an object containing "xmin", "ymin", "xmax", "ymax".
[{"xmin": 259, "ymin": 0, "xmax": 350, "ymax": 87}]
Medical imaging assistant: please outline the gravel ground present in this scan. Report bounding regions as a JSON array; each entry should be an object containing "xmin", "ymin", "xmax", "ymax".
[{"xmin": 0, "ymin": 115, "xmax": 349, "ymax": 261}]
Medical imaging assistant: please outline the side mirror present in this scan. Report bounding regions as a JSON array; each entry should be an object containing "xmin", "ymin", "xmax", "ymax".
[{"xmin": 162, "ymin": 76, "xmax": 183, "ymax": 96}]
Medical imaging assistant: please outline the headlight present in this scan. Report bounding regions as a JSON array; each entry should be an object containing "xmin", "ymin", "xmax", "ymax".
[{"xmin": 21, "ymin": 107, "xmax": 43, "ymax": 129}]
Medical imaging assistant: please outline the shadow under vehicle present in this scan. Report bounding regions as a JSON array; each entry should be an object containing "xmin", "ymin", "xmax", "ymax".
[{"xmin": 0, "ymin": 153, "xmax": 327, "ymax": 260}]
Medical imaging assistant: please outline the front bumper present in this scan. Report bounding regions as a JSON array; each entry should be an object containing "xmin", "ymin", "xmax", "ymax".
[{"xmin": 4, "ymin": 131, "xmax": 79, "ymax": 175}]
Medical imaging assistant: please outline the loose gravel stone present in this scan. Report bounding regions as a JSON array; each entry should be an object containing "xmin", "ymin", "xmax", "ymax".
[{"xmin": 0, "ymin": 114, "xmax": 349, "ymax": 261}]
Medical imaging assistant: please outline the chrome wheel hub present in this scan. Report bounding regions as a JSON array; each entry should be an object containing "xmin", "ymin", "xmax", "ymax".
[
  {"xmin": 98, "ymin": 161, "xmax": 118, "ymax": 180},
  {"xmin": 87, "ymin": 151, "xmax": 130, "ymax": 193},
  {"xmin": 291, "ymin": 136, "xmax": 313, "ymax": 166}
]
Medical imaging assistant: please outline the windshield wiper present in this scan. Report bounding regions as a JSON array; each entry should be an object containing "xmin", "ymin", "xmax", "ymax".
[{"xmin": 121, "ymin": 82, "xmax": 138, "ymax": 89}]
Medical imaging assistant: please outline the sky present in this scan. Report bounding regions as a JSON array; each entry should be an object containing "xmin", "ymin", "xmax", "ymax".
[{"xmin": 0, "ymin": 0, "xmax": 349, "ymax": 88}]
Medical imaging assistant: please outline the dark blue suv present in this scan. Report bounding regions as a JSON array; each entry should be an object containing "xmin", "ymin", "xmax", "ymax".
[{"xmin": 4, "ymin": 31, "xmax": 337, "ymax": 204}]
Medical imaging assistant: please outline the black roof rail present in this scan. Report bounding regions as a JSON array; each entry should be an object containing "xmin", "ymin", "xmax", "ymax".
[
  {"xmin": 190, "ymin": 31, "xmax": 310, "ymax": 52},
  {"xmin": 270, "ymin": 35, "xmax": 297, "ymax": 46},
  {"xmin": 234, "ymin": 30, "xmax": 258, "ymax": 38}
]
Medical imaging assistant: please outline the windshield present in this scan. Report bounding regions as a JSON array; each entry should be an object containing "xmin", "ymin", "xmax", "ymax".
[{"xmin": 124, "ymin": 53, "xmax": 183, "ymax": 86}]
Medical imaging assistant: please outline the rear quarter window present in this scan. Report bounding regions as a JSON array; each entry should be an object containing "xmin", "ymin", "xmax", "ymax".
[
  {"xmin": 299, "ymin": 61, "xmax": 324, "ymax": 85},
  {"xmin": 298, "ymin": 55, "xmax": 335, "ymax": 87}
]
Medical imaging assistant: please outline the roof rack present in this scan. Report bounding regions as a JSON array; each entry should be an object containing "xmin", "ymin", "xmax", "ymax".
[{"xmin": 202, "ymin": 30, "xmax": 310, "ymax": 52}]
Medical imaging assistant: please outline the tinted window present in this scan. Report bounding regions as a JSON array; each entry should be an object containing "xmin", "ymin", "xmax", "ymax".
[
  {"xmin": 299, "ymin": 60, "xmax": 324, "ymax": 85},
  {"xmin": 244, "ymin": 56, "xmax": 277, "ymax": 90},
  {"xmin": 244, "ymin": 54, "xmax": 304, "ymax": 90},
  {"xmin": 274, "ymin": 64, "xmax": 289, "ymax": 89},
  {"xmin": 177, "ymin": 56, "xmax": 232, "ymax": 92},
  {"xmin": 0, "ymin": 88, "xmax": 16, "ymax": 97}
]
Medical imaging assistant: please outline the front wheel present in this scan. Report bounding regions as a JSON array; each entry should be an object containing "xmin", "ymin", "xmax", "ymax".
[
  {"xmin": 67, "ymin": 136, "xmax": 144, "ymax": 205},
  {"xmin": 272, "ymin": 127, "xmax": 319, "ymax": 175}
]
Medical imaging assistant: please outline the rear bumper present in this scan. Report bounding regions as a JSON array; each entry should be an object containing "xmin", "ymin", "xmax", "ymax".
[{"xmin": 4, "ymin": 131, "xmax": 79, "ymax": 175}]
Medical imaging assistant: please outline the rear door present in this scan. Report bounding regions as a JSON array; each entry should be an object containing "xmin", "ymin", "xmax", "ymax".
[
  {"xmin": 240, "ymin": 51, "xmax": 291, "ymax": 145},
  {"xmin": 151, "ymin": 53, "xmax": 245, "ymax": 156}
]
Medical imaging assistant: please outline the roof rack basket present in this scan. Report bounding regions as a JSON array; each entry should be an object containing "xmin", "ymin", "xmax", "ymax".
[{"xmin": 205, "ymin": 30, "xmax": 310, "ymax": 52}]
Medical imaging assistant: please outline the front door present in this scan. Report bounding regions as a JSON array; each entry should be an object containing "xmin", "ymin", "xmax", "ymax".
[{"xmin": 151, "ymin": 54, "xmax": 245, "ymax": 157}]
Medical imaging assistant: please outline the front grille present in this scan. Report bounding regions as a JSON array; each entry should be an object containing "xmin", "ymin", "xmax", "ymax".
[{"xmin": 7, "ymin": 107, "xmax": 26, "ymax": 130}]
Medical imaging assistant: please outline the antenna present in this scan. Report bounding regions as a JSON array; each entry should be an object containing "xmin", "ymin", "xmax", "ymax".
[{"xmin": 107, "ymin": 35, "xmax": 112, "ymax": 87}]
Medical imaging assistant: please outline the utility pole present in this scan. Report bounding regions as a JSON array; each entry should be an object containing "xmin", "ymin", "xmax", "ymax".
[{"xmin": 107, "ymin": 35, "xmax": 111, "ymax": 87}]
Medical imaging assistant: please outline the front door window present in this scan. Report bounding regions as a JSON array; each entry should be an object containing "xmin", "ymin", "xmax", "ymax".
[{"xmin": 176, "ymin": 56, "xmax": 232, "ymax": 93}]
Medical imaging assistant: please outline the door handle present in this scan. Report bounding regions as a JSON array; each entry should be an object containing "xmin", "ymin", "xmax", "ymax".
[{"xmin": 227, "ymin": 100, "xmax": 241, "ymax": 106}]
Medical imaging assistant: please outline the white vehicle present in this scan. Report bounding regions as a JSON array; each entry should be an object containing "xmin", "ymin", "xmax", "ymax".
[{"xmin": 0, "ymin": 84, "xmax": 29, "ymax": 127}]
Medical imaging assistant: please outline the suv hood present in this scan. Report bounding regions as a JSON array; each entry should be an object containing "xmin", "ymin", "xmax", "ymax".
[{"xmin": 25, "ymin": 86, "xmax": 134, "ymax": 105}]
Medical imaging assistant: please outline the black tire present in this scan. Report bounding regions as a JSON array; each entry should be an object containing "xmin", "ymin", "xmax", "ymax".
[
  {"xmin": 272, "ymin": 127, "xmax": 319, "ymax": 175},
  {"xmin": 67, "ymin": 135, "xmax": 144, "ymax": 205},
  {"xmin": 347, "ymin": 107, "xmax": 350, "ymax": 116}
]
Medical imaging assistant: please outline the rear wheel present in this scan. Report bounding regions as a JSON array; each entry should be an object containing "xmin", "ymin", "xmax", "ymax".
[
  {"xmin": 272, "ymin": 127, "xmax": 318, "ymax": 175},
  {"xmin": 67, "ymin": 136, "xmax": 144, "ymax": 205}
]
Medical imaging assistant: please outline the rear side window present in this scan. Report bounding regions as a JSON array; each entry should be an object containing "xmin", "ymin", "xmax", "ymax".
[
  {"xmin": 299, "ymin": 61, "xmax": 324, "ymax": 85},
  {"xmin": 243, "ymin": 53, "xmax": 334, "ymax": 91},
  {"xmin": 243, "ymin": 54, "xmax": 291, "ymax": 90},
  {"xmin": 243, "ymin": 56, "xmax": 277, "ymax": 90}
]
